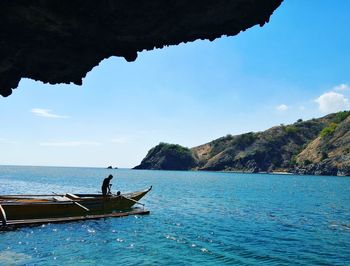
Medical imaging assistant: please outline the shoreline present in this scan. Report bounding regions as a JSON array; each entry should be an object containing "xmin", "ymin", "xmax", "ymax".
[{"xmin": 1, "ymin": 164, "xmax": 348, "ymax": 177}]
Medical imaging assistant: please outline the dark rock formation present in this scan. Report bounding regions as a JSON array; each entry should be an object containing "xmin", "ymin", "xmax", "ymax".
[
  {"xmin": 134, "ymin": 111, "xmax": 350, "ymax": 176},
  {"xmin": 134, "ymin": 143, "xmax": 197, "ymax": 170},
  {"xmin": 292, "ymin": 161, "xmax": 339, "ymax": 176},
  {"xmin": 0, "ymin": 0, "xmax": 283, "ymax": 96}
]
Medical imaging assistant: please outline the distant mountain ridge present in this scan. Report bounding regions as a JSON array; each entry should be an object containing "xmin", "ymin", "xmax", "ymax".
[{"xmin": 134, "ymin": 111, "xmax": 350, "ymax": 176}]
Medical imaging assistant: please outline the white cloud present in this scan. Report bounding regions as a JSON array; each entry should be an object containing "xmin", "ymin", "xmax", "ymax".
[
  {"xmin": 315, "ymin": 91, "xmax": 350, "ymax": 113},
  {"xmin": 31, "ymin": 108, "xmax": 69, "ymax": 119},
  {"xmin": 39, "ymin": 141, "xmax": 100, "ymax": 147},
  {"xmin": 333, "ymin": 83, "xmax": 349, "ymax": 91},
  {"xmin": 276, "ymin": 104, "xmax": 288, "ymax": 112}
]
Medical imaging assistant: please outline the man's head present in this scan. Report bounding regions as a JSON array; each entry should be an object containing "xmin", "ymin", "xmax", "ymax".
[{"xmin": 108, "ymin": 174, "xmax": 113, "ymax": 180}]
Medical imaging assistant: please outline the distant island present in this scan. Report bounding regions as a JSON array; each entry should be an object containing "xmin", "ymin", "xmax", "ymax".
[{"xmin": 134, "ymin": 111, "xmax": 350, "ymax": 176}]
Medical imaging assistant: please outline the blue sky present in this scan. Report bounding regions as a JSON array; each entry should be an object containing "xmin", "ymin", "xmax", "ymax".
[{"xmin": 1, "ymin": 1, "xmax": 350, "ymax": 168}]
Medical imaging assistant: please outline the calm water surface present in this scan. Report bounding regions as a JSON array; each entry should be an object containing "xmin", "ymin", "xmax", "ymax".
[{"xmin": 0, "ymin": 165, "xmax": 349, "ymax": 265}]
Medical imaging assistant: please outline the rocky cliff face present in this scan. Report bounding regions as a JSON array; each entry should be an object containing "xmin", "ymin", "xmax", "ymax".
[
  {"xmin": 0, "ymin": 0, "xmax": 282, "ymax": 96},
  {"xmin": 192, "ymin": 115, "xmax": 333, "ymax": 172},
  {"xmin": 135, "ymin": 111, "xmax": 350, "ymax": 176},
  {"xmin": 293, "ymin": 114, "xmax": 350, "ymax": 176}
]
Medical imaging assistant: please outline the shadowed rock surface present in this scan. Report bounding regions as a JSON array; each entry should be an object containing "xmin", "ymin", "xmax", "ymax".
[
  {"xmin": 135, "ymin": 111, "xmax": 350, "ymax": 176},
  {"xmin": 0, "ymin": 0, "xmax": 283, "ymax": 96}
]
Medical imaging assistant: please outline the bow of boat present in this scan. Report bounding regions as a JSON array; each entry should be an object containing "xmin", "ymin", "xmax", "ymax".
[{"xmin": 125, "ymin": 185, "xmax": 152, "ymax": 202}]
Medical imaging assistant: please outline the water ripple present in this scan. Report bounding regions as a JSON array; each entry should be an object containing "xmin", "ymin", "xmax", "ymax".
[{"xmin": 0, "ymin": 166, "xmax": 350, "ymax": 265}]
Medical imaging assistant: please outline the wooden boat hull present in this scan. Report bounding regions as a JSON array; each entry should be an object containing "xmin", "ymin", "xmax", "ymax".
[
  {"xmin": 1, "ymin": 209, "xmax": 150, "ymax": 231},
  {"xmin": 0, "ymin": 187, "xmax": 151, "ymax": 221}
]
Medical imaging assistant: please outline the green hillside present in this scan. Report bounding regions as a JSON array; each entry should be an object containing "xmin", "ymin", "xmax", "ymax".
[{"xmin": 134, "ymin": 111, "xmax": 350, "ymax": 176}]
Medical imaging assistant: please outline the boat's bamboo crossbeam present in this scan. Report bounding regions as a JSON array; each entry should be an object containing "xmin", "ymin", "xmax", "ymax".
[
  {"xmin": 73, "ymin": 201, "xmax": 89, "ymax": 212},
  {"xmin": 0, "ymin": 204, "xmax": 7, "ymax": 225}
]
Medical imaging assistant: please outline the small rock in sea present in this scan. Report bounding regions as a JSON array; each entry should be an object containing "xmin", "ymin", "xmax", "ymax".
[{"xmin": 107, "ymin": 166, "xmax": 113, "ymax": 169}]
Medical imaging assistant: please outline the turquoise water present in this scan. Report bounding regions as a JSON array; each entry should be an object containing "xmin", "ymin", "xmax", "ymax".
[{"xmin": 0, "ymin": 166, "xmax": 349, "ymax": 265}]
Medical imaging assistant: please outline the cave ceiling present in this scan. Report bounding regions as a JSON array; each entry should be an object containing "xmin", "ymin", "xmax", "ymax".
[{"xmin": 0, "ymin": 0, "xmax": 283, "ymax": 97}]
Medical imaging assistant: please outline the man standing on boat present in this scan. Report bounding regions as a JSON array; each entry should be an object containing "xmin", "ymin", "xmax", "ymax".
[{"xmin": 102, "ymin": 174, "xmax": 113, "ymax": 196}]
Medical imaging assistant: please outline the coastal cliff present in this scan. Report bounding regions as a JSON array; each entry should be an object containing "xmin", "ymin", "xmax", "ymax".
[{"xmin": 134, "ymin": 111, "xmax": 350, "ymax": 176}]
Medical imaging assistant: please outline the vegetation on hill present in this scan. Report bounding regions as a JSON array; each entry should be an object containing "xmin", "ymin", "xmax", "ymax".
[
  {"xmin": 133, "ymin": 143, "xmax": 197, "ymax": 170},
  {"xmin": 295, "ymin": 111, "xmax": 350, "ymax": 175},
  {"xmin": 134, "ymin": 111, "xmax": 350, "ymax": 176}
]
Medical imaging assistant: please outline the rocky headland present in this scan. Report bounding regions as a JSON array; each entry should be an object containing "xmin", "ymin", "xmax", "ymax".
[
  {"xmin": 134, "ymin": 111, "xmax": 350, "ymax": 176},
  {"xmin": 134, "ymin": 143, "xmax": 196, "ymax": 171}
]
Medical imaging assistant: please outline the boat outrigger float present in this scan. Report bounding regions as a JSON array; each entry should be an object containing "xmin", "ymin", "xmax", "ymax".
[{"xmin": 0, "ymin": 186, "xmax": 152, "ymax": 230}]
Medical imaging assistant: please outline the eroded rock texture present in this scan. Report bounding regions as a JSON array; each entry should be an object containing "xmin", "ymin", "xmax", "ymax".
[{"xmin": 0, "ymin": 0, "xmax": 282, "ymax": 96}]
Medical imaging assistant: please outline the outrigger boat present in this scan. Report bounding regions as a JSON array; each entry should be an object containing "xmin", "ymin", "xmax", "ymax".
[{"xmin": 0, "ymin": 186, "xmax": 152, "ymax": 228}]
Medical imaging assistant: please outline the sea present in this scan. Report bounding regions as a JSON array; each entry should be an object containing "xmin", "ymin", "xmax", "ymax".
[{"xmin": 0, "ymin": 165, "xmax": 349, "ymax": 265}]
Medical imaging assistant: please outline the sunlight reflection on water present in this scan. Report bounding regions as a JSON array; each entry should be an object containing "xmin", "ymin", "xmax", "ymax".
[{"xmin": 0, "ymin": 166, "xmax": 350, "ymax": 265}]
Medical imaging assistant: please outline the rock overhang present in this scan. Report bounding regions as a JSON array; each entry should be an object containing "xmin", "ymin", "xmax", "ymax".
[{"xmin": 0, "ymin": 0, "xmax": 283, "ymax": 97}]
